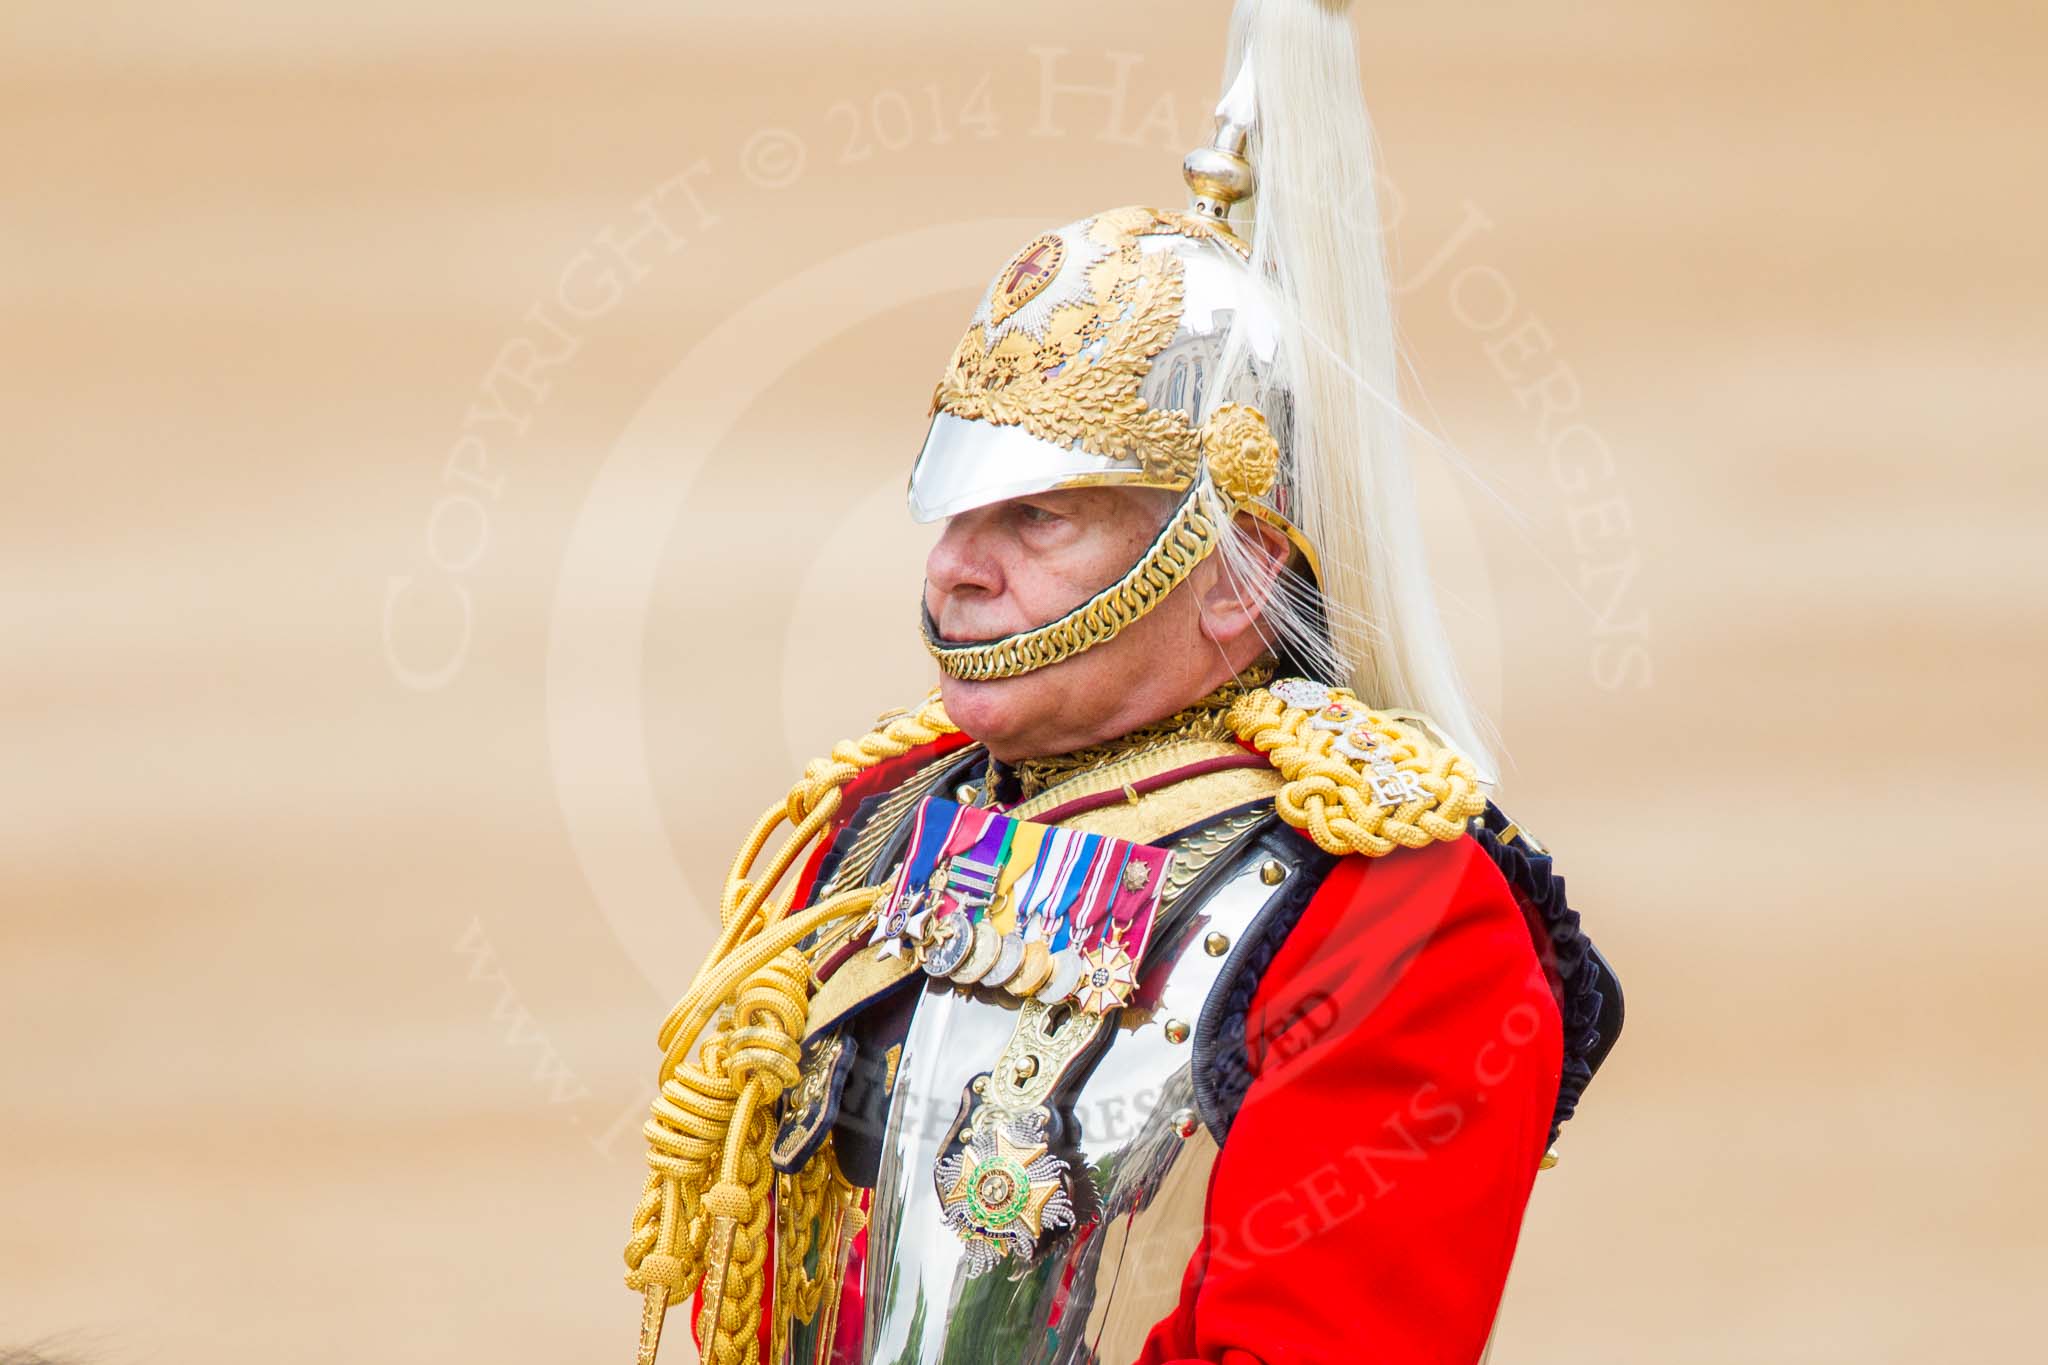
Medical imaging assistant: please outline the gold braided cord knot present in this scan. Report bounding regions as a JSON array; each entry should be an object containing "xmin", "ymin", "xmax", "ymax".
[
  {"xmin": 624, "ymin": 693, "xmax": 958, "ymax": 1365},
  {"xmin": 789, "ymin": 707, "xmax": 956, "ymax": 825},
  {"xmin": 1227, "ymin": 684, "xmax": 1487, "ymax": 858}
]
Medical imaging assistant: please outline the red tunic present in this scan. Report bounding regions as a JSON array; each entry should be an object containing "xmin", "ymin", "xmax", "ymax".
[
  {"xmin": 720, "ymin": 738, "xmax": 1562, "ymax": 1365},
  {"xmin": 1135, "ymin": 834, "xmax": 1563, "ymax": 1365}
]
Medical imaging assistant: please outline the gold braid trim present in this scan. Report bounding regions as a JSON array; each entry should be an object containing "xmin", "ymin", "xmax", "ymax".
[
  {"xmin": 1227, "ymin": 684, "xmax": 1487, "ymax": 857},
  {"xmin": 623, "ymin": 695, "xmax": 959, "ymax": 1365},
  {"xmin": 923, "ymin": 483, "xmax": 1222, "ymax": 682}
]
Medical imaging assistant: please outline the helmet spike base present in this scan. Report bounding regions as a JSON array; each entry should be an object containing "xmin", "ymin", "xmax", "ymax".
[{"xmin": 1183, "ymin": 54, "xmax": 1256, "ymax": 224}]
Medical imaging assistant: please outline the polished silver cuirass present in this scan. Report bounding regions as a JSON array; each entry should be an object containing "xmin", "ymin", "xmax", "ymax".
[{"xmin": 789, "ymin": 821, "xmax": 1306, "ymax": 1365}]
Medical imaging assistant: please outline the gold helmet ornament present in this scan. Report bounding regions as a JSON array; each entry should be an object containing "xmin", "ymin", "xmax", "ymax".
[
  {"xmin": 913, "ymin": 0, "xmax": 1488, "ymax": 772},
  {"xmin": 910, "ymin": 56, "xmax": 1299, "ymax": 685}
]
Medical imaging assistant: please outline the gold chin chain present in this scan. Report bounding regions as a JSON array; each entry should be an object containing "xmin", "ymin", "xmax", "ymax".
[
  {"xmin": 1006, "ymin": 662, "xmax": 1274, "ymax": 802},
  {"xmin": 922, "ymin": 480, "xmax": 1223, "ymax": 683}
]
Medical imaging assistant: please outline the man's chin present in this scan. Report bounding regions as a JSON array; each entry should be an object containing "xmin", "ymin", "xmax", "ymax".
[{"xmin": 937, "ymin": 674, "xmax": 1042, "ymax": 758}]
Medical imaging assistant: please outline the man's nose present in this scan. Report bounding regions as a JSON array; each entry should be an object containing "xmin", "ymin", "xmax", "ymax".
[{"xmin": 925, "ymin": 512, "xmax": 1003, "ymax": 598}]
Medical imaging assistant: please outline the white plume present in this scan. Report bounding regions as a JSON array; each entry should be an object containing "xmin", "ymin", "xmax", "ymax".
[{"xmin": 1207, "ymin": 0, "xmax": 1494, "ymax": 772}]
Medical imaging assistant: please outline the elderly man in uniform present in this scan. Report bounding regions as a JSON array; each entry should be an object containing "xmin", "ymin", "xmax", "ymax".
[{"xmin": 616, "ymin": 4, "xmax": 1623, "ymax": 1363}]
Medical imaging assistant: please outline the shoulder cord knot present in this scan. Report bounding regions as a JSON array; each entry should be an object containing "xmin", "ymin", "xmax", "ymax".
[
  {"xmin": 624, "ymin": 693, "xmax": 956, "ymax": 1364},
  {"xmin": 788, "ymin": 703, "xmax": 957, "ymax": 826},
  {"xmin": 1228, "ymin": 686, "xmax": 1485, "ymax": 857}
]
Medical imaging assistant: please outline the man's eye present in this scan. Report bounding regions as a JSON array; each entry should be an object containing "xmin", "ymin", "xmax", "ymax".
[{"xmin": 1017, "ymin": 504, "xmax": 1062, "ymax": 526}]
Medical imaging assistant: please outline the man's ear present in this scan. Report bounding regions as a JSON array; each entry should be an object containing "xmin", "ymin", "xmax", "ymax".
[{"xmin": 1195, "ymin": 514, "xmax": 1294, "ymax": 648}]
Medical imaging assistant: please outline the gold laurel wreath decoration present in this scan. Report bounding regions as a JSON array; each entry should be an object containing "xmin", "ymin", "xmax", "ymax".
[{"xmin": 932, "ymin": 206, "xmax": 1203, "ymax": 483}]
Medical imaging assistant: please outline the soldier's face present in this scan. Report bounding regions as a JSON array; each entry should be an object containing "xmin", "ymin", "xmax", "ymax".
[{"xmin": 923, "ymin": 487, "xmax": 1240, "ymax": 761}]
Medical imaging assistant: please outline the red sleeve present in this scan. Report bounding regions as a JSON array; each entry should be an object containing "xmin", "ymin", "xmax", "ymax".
[{"xmin": 1136, "ymin": 836, "xmax": 1562, "ymax": 1365}]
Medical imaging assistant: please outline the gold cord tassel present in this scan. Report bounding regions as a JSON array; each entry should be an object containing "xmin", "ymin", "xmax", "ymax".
[{"xmin": 623, "ymin": 695, "xmax": 957, "ymax": 1363}]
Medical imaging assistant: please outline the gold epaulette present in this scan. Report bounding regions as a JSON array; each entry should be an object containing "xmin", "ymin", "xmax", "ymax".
[{"xmin": 1226, "ymin": 678, "xmax": 1488, "ymax": 858}]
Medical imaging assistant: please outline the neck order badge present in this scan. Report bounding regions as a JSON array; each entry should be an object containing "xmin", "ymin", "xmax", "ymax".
[{"xmin": 867, "ymin": 798, "xmax": 1172, "ymax": 1013}]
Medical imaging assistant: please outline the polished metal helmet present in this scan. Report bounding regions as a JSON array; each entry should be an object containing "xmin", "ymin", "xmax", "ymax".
[
  {"xmin": 908, "ymin": 206, "xmax": 1306, "ymax": 555},
  {"xmin": 909, "ymin": 7, "xmax": 1488, "ymax": 779},
  {"xmin": 911, "ymin": 71, "xmax": 1314, "ymax": 683}
]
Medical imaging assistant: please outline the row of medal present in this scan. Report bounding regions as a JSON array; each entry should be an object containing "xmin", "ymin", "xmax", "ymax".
[{"xmin": 867, "ymin": 797, "xmax": 1173, "ymax": 1015}]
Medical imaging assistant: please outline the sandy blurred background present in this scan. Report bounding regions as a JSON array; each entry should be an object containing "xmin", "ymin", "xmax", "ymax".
[{"xmin": 5, "ymin": 2, "xmax": 2045, "ymax": 1360}]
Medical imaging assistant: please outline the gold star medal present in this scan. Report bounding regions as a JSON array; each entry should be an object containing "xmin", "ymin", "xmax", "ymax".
[{"xmin": 934, "ymin": 1111, "xmax": 1077, "ymax": 1276}]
